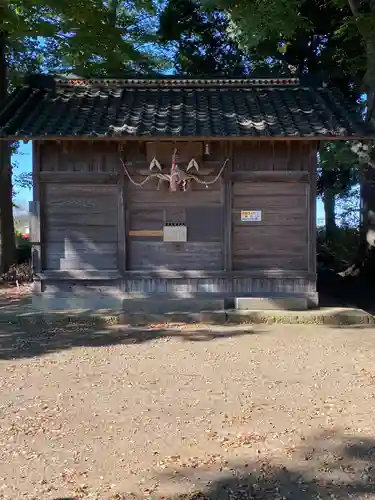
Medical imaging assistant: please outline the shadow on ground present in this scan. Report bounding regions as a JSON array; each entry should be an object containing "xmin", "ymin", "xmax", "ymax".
[
  {"xmin": 0, "ymin": 322, "xmax": 258, "ymax": 360},
  {"xmin": 101, "ymin": 431, "xmax": 375, "ymax": 500},
  {"xmin": 318, "ymin": 269, "xmax": 375, "ymax": 315}
]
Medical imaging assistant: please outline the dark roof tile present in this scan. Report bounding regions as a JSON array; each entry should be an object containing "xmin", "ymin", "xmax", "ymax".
[{"xmin": 0, "ymin": 76, "xmax": 372, "ymax": 139}]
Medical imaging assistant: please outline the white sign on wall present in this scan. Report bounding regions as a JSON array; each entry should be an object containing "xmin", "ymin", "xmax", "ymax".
[
  {"xmin": 163, "ymin": 225, "xmax": 187, "ymax": 242},
  {"xmin": 240, "ymin": 210, "xmax": 262, "ymax": 222}
]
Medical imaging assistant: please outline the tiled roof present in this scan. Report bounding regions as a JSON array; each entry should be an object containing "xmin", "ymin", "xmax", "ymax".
[{"xmin": 0, "ymin": 75, "xmax": 372, "ymax": 139}]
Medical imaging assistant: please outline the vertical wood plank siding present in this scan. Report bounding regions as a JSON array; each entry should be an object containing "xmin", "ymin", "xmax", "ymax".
[{"xmin": 121, "ymin": 275, "xmax": 316, "ymax": 296}]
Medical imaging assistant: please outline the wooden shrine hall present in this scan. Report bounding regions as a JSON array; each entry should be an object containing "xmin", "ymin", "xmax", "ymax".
[{"xmin": 0, "ymin": 75, "xmax": 373, "ymax": 312}]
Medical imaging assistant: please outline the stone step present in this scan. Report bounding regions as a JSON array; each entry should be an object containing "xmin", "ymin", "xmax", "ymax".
[
  {"xmin": 234, "ymin": 296, "xmax": 308, "ymax": 311},
  {"xmin": 9, "ymin": 307, "xmax": 375, "ymax": 328}
]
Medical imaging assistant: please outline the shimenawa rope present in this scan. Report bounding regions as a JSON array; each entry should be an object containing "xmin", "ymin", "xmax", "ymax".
[{"xmin": 119, "ymin": 157, "xmax": 229, "ymax": 188}]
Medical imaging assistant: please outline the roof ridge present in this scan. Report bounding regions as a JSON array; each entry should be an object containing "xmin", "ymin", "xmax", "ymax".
[
  {"xmin": 57, "ymin": 77, "xmax": 301, "ymax": 87},
  {"xmin": 26, "ymin": 74, "xmax": 301, "ymax": 89}
]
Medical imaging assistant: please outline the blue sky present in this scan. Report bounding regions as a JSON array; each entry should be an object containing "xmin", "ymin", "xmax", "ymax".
[
  {"xmin": 13, "ymin": 142, "xmax": 33, "ymax": 213},
  {"xmin": 13, "ymin": 142, "xmax": 325, "ymax": 224}
]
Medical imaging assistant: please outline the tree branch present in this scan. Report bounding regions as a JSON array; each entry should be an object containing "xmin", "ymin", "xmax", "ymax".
[{"xmin": 347, "ymin": 0, "xmax": 360, "ymax": 18}]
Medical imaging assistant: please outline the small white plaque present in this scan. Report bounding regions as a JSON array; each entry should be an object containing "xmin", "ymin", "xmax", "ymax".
[
  {"xmin": 240, "ymin": 210, "xmax": 262, "ymax": 222},
  {"xmin": 163, "ymin": 225, "xmax": 187, "ymax": 242}
]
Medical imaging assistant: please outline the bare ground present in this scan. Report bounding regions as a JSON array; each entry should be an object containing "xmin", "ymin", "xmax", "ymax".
[
  {"xmin": 1, "ymin": 321, "xmax": 375, "ymax": 500},
  {"xmin": 0, "ymin": 283, "xmax": 32, "ymax": 313}
]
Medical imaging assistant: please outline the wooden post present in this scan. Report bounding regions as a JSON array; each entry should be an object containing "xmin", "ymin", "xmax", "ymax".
[
  {"xmin": 29, "ymin": 200, "xmax": 41, "ymax": 272},
  {"xmin": 117, "ymin": 147, "xmax": 127, "ymax": 273},
  {"xmin": 117, "ymin": 181, "xmax": 126, "ymax": 273},
  {"xmin": 30, "ymin": 142, "xmax": 42, "ymax": 281},
  {"xmin": 223, "ymin": 142, "xmax": 233, "ymax": 271},
  {"xmin": 308, "ymin": 143, "xmax": 317, "ymax": 275}
]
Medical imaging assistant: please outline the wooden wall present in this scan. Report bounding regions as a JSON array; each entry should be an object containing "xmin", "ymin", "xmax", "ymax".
[
  {"xmin": 232, "ymin": 141, "xmax": 314, "ymax": 171},
  {"xmin": 232, "ymin": 182, "xmax": 308, "ymax": 271},
  {"xmin": 39, "ymin": 141, "xmax": 118, "ymax": 173},
  {"xmin": 230, "ymin": 140, "xmax": 316, "ymax": 274},
  {"xmin": 43, "ymin": 184, "xmax": 118, "ymax": 270},
  {"xmin": 127, "ymin": 191, "xmax": 223, "ymax": 271},
  {"xmin": 35, "ymin": 139, "xmax": 317, "ymax": 283},
  {"xmin": 126, "ymin": 141, "xmax": 224, "ymax": 270}
]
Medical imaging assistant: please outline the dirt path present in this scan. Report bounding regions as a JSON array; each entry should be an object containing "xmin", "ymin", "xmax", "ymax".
[
  {"xmin": 0, "ymin": 283, "xmax": 32, "ymax": 313},
  {"xmin": 1, "ymin": 323, "xmax": 375, "ymax": 499}
]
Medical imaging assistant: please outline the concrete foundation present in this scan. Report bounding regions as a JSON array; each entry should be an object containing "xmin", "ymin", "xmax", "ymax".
[
  {"xmin": 235, "ymin": 296, "xmax": 308, "ymax": 311},
  {"xmin": 32, "ymin": 293, "xmax": 123, "ymax": 311},
  {"xmin": 32, "ymin": 293, "xmax": 225, "ymax": 313},
  {"xmin": 32, "ymin": 293, "xmax": 317, "ymax": 313}
]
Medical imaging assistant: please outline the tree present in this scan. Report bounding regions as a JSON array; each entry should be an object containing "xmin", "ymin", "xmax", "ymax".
[
  {"xmin": 203, "ymin": 0, "xmax": 365, "ymax": 95},
  {"xmin": 318, "ymin": 142, "xmax": 360, "ymax": 240},
  {"xmin": 158, "ymin": 0, "xmax": 249, "ymax": 76},
  {"xmin": 0, "ymin": 0, "xmax": 162, "ymax": 273},
  {"xmin": 0, "ymin": 31, "xmax": 16, "ymax": 275}
]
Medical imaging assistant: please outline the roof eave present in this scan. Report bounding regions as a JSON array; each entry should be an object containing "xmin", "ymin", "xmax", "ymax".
[{"xmin": 0, "ymin": 135, "xmax": 371, "ymax": 142}]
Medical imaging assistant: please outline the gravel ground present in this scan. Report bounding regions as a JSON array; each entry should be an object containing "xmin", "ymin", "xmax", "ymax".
[{"xmin": 1, "ymin": 322, "xmax": 375, "ymax": 500}]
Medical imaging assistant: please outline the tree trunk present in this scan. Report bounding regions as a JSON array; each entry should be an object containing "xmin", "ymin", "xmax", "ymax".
[
  {"xmin": 0, "ymin": 146, "xmax": 16, "ymax": 273},
  {"xmin": 323, "ymin": 187, "xmax": 336, "ymax": 241},
  {"xmin": 0, "ymin": 31, "xmax": 16, "ymax": 274},
  {"xmin": 340, "ymin": 1, "xmax": 375, "ymax": 279}
]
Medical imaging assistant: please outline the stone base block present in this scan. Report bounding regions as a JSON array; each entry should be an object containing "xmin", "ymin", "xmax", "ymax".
[
  {"xmin": 234, "ymin": 296, "xmax": 308, "ymax": 311},
  {"xmin": 122, "ymin": 298, "xmax": 225, "ymax": 314},
  {"xmin": 32, "ymin": 293, "xmax": 123, "ymax": 311}
]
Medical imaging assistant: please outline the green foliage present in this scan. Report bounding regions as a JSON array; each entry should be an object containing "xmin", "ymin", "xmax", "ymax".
[
  {"xmin": 13, "ymin": 170, "xmax": 32, "ymax": 206},
  {"xmin": 203, "ymin": 0, "xmax": 367, "ymax": 98},
  {"xmin": 14, "ymin": 171, "xmax": 32, "ymax": 190},
  {"xmin": 318, "ymin": 142, "xmax": 360, "ymax": 198},
  {"xmin": 2, "ymin": 0, "xmax": 164, "ymax": 78},
  {"xmin": 336, "ymin": 188, "xmax": 361, "ymax": 227},
  {"xmin": 204, "ymin": 0, "xmax": 306, "ymax": 50},
  {"xmin": 317, "ymin": 226, "xmax": 360, "ymax": 265},
  {"xmin": 158, "ymin": 0, "xmax": 248, "ymax": 76}
]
